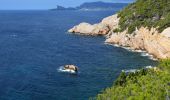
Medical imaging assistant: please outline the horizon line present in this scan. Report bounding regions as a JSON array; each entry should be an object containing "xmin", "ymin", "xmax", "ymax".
[{"xmin": 0, "ymin": 1, "xmax": 131, "ymax": 10}]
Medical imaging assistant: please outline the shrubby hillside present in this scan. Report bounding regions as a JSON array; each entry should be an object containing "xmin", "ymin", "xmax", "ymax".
[
  {"xmin": 94, "ymin": 59, "xmax": 170, "ymax": 99},
  {"xmin": 114, "ymin": 0, "xmax": 170, "ymax": 34}
]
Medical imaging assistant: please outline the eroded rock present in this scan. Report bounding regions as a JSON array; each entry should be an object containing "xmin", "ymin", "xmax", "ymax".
[
  {"xmin": 161, "ymin": 27, "xmax": 170, "ymax": 38},
  {"xmin": 68, "ymin": 14, "xmax": 119, "ymax": 36},
  {"xmin": 106, "ymin": 27, "xmax": 170, "ymax": 59}
]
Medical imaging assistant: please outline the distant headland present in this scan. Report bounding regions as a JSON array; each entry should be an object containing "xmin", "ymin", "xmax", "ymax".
[{"xmin": 50, "ymin": 1, "xmax": 128, "ymax": 11}]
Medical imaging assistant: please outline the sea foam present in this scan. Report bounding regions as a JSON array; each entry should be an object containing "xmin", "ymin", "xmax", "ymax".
[
  {"xmin": 123, "ymin": 65, "xmax": 154, "ymax": 73},
  {"xmin": 106, "ymin": 43, "xmax": 158, "ymax": 61}
]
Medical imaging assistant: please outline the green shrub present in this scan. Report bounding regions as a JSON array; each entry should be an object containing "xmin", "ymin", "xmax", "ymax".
[
  {"xmin": 115, "ymin": 72, "xmax": 126, "ymax": 86},
  {"xmin": 113, "ymin": 28, "xmax": 121, "ymax": 33},
  {"xmin": 157, "ymin": 13, "xmax": 170, "ymax": 32}
]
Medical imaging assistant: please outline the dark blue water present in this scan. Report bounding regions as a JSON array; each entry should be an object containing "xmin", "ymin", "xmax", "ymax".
[{"xmin": 0, "ymin": 10, "xmax": 157, "ymax": 100}]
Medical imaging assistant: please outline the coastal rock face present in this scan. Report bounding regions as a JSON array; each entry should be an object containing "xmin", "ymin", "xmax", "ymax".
[
  {"xmin": 69, "ymin": 13, "xmax": 170, "ymax": 59},
  {"xmin": 101, "ymin": 14, "xmax": 119, "ymax": 29},
  {"xmin": 106, "ymin": 27, "xmax": 170, "ymax": 59},
  {"xmin": 161, "ymin": 27, "xmax": 170, "ymax": 38},
  {"xmin": 68, "ymin": 14, "xmax": 119, "ymax": 35}
]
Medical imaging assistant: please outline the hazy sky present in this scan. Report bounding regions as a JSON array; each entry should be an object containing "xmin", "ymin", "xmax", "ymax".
[{"xmin": 0, "ymin": 0, "xmax": 134, "ymax": 10}]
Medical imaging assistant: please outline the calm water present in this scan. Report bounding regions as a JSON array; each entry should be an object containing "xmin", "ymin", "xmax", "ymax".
[{"xmin": 0, "ymin": 10, "xmax": 157, "ymax": 100}]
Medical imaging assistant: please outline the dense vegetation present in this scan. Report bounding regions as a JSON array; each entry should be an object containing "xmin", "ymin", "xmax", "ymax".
[
  {"xmin": 114, "ymin": 0, "xmax": 170, "ymax": 34},
  {"xmin": 93, "ymin": 59, "xmax": 170, "ymax": 99}
]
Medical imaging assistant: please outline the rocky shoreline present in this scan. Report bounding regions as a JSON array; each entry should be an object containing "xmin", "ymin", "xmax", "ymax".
[
  {"xmin": 68, "ymin": 14, "xmax": 170, "ymax": 59},
  {"xmin": 105, "ymin": 43, "xmax": 158, "ymax": 61}
]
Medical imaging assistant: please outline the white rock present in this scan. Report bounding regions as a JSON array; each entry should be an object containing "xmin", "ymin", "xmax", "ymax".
[
  {"xmin": 161, "ymin": 27, "xmax": 170, "ymax": 38},
  {"xmin": 68, "ymin": 14, "xmax": 119, "ymax": 36}
]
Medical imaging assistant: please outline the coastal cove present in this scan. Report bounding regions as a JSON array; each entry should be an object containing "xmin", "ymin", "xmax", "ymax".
[{"xmin": 0, "ymin": 10, "xmax": 157, "ymax": 100}]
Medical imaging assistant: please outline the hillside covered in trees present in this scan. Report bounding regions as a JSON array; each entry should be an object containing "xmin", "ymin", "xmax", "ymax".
[
  {"xmin": 94, "ymin": 59, "xmax": 170, "ymax": 99},
  {"xmin": 114, "ymin": 0, "xmax": 170, "ymax": 34}
]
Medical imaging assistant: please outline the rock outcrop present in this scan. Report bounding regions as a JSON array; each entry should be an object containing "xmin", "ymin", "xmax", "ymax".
[
  {"xmin": 68, "ymin": 23, "xmax": 110, "ymax": 35},
  {"xmin": 106, "ymin": 27, "xmax": 170, "ymax": 59},
  {"xmin": 64, "ymin": 65, "xmax": 78, "ymax": 72},
  {"xmin": 68, "ymin": 14, "xmax": 119, "ymax": 36},
  {"xmin": 68, "ymin": 13, "xmax": 170, "ymax": 59},
  {"xmin": 101, "ymin": 14, "xmax": 119, "ymax": 29}
]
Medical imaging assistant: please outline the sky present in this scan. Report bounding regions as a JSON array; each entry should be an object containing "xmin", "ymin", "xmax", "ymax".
[{"xmin": 0, "ymin": 0, "xmax": 134, "ymax": 10}]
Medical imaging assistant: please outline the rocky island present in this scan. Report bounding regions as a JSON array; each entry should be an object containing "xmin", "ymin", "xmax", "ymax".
[{"xmin": 69, "ymin": 0, "xmax": 170, "ymax": 99}]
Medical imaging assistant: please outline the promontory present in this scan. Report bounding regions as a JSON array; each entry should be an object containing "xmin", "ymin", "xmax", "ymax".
[{"xmin": 68, "ymin": 0, "xmax": 170, "ymax": 59}]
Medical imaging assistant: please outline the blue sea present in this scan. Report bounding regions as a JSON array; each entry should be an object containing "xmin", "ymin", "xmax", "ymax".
[{"xmin": 0, "ymin": 10, "xmax": 157, "ymax": 100}]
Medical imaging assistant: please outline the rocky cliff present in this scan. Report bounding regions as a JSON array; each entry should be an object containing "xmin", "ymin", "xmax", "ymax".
[
  {"xmin": 106, "ymin": 26, "xmax": 170, "ymax": 59},
  {"xmin": 68, "ymin": 13, "xmax": 170, "ymax": 59}
]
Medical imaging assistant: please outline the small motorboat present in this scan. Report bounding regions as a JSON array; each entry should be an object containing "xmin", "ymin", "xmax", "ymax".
[{"xmin": 63, "ymin": 65, "xmax": 78, "ymax": 73}]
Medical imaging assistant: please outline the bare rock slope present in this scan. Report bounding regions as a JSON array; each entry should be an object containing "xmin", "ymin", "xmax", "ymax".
[
  {"xmin": 106, "ymin": 27, "xmax": 170, "ymax": 59},
  {"xmin": 68, "ymin": 14, "xmax": 170, "ymax": 59}
]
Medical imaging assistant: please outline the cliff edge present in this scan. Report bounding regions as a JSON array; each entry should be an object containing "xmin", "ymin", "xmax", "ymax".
[{"xmin": 68, "ymin": 0, "xmax": 170, "ymax": 59}]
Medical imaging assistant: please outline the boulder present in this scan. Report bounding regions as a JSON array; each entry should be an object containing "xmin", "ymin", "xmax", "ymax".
[{"xmin": 64, "ymin": 65, "xmax": 78, "ymax": 72}]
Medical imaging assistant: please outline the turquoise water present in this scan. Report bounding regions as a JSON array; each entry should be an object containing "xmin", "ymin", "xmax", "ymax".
[{"xmin": 0, "ymin": 10, "xmax": 157, "ymax": 100}]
